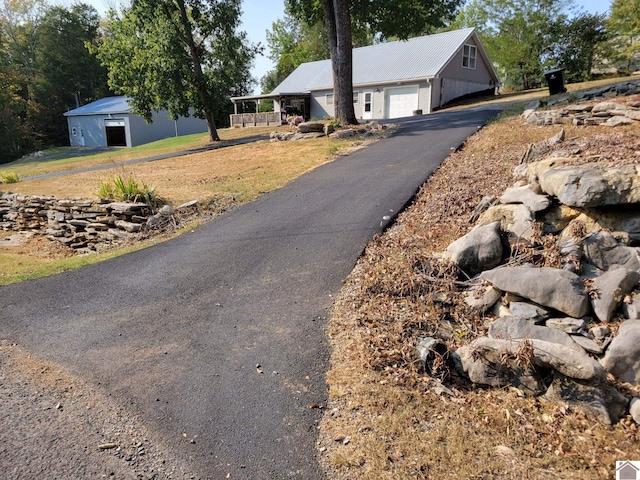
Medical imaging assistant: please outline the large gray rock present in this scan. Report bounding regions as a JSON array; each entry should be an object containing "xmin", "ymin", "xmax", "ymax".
[
  {"xmin": 605, "ymin": 116, "xmax": 635, "ymax": 127},
  {"xmin": 536, "ymin": 163, "xmax": 640, "ymax": 208},
  {"xmin": 508, "ymin": 302, "xmax": 550, "ymax": 322},
  {"xmin": 591, "ymin": 268, "xmax": 640, "ymax": 322},
  {"xmin": 499, "ymin": 184, "xmax": 551, "ymax": 212},
  {"xmin": 477, "ymin": 204, "xmax": 535, "ymax": 239},
  {"xmin": 528, "ymin": 339, "xmax": 604, "ymax": 380},
  {"xmin": 444, "ymin": 221, "xmax": 503, "ymax": 276},
  {"xmin": 545, "ymin": 317, "xmax": 587, "ymax": 334},
  {"xmin": 601, "ymin": 320, "xmax": 640, "ymax": 384},
  {"xmin": 297, "ymin": 121, "xmax": 325, "ymax": 133},
  {"xmin": 571, "ymin": 335, "xmax": 604, "ymax": 355},
  {"xmin": 464, "ymin": 284, "xmax": 502, "ymax": 314},
  {"xmin": 544, "ymin": 374, "xmax": 628, "ymax": 425},
  {"xmin": 453, "ymin": 338, "xmax": 546, "ymax": 395},
  {"xmin": 591, "ymin": 101, "xmax": 622, "ymax": 113},
  {"xmin": 583, "ymin": 231, "xmax": 640, "ymax": 272},
  {"xmin": 480, "ymin": 266, "xmax": 589, "ymax": 318},
  {"xmin": 455, "ymin": 337, "xmax": 604, "ymax": 389},
  {"xmin": 488, "ymin": 316, "xmax": 584, "ymax": 351}
]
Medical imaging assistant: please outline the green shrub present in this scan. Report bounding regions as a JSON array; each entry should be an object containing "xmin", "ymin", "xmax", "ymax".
[
  {"xmin": 95, "ymin": 175, "xmax": 156, "ymax": 204},
  {"xmin": 0, "ymin": 171, "xmax": 20, "ymax": 184}
]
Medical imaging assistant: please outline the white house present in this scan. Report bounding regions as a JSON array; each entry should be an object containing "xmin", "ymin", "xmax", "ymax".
[
  {"xmin": 231, "ymin": 27, "xmax": 500, "ymax": 123},
  {"xmin": 64, "ymin": 96, "xmax": 209, "ymax": 148}
]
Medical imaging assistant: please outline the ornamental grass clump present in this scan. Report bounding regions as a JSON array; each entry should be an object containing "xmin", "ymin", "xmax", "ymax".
[
  {"xmin": 0, "ymin": 171, "xmax": 20, "ymax": 183},
  {"xmin": 95, "ymin": 175, "xmax": 156, "ymax": 204}
]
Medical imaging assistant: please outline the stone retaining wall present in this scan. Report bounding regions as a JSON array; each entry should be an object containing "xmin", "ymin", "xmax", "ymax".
[
  {"xmin": 0, "ymin": 193, "xmax": 196, "ymax": 253},
  {"xmin": 434, "ymin": 109, "xmax": 640, "ymax": 425}
]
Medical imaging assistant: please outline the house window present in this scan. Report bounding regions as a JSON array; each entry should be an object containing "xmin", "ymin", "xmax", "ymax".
[
  {"xmin": 353, "ymin": 91, "xmax": 359, "ymax": 104},
  {"xmin": 326, "ymin": 93, "xmax": 334, "ymax": 106},
  {"xmin": 364, "ymin": 92, "xmax": 372, "ymax": 113},
  {"xmin": 463, "ymin": 44, "xmax": 477, "ymax": 69}
]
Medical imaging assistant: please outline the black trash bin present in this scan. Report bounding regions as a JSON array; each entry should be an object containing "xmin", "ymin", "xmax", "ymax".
[{"xmin": 545, "ymin": 68, "xmax": 566, "ymax": 96}]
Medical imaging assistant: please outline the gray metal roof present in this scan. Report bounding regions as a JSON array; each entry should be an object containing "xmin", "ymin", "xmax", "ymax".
[
  {"xmin": 272, "ymin": 28, "xmax": 494, "ymax": 94},
  {"xmin": 64, "ymin": 96, "xmax": 132, "ymax": 116}
]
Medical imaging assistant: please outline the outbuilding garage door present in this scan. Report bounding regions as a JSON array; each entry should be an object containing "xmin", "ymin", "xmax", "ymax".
[{"xmin": 385, "ymin": 86, "xmax": 419, "ymax": 118}]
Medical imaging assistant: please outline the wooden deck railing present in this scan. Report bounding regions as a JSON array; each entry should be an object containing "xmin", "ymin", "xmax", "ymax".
[{"xmin": 230, "ymin": 112, "xmax": 282, "ymax": 128}]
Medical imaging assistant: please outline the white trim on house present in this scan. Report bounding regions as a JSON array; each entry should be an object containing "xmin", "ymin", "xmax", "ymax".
[{"xmin": 463, "ymin": 44, "xmax": 477, "ymax": 69}]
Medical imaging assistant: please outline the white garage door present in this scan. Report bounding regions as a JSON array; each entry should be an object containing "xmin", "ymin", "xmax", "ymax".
[{"xmin": 385, "ymin": 86, "xmax": 419, "ymax": 118}]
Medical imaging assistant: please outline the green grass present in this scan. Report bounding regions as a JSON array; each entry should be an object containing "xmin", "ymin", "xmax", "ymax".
[
  {"xmin": 0, "ymin": 244, "xmax": 144, "ymax": 286},
  {"xmin": 0, "ymin": 171, "xmax": 20, "ymax": 183}
]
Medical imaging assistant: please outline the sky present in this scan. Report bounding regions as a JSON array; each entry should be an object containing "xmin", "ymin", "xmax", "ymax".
[{"xmin": 69, "ymin": 0, "xmax": 607, "ymax": 94}]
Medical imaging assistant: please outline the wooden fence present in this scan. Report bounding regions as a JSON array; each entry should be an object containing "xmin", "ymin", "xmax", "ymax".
[{"xmin": 230, "ymin": 112, "xmax": 282, "ymax": 128}]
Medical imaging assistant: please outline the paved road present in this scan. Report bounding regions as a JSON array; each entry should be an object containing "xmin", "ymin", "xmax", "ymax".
[{"xmin": 0, "ymin": 106, "xmax": 501, "ymax": 479}]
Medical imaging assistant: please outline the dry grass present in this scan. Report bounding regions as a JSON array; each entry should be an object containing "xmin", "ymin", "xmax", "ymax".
[
  {"xmin": 319, "ymin": 108, "xmax": 640, "ymax": 479},
  {"xmin": 6, "ymin": 136, "xmax": 347, "ymax": 206}
]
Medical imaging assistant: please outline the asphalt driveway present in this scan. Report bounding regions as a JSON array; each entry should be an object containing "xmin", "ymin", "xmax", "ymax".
[{"xmin": 0, "ymin": 106, "xmax": 501, "ymax": 479}]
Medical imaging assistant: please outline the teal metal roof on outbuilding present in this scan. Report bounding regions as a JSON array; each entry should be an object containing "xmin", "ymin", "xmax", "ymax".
[
  {"xmin": 64, "ymin": 96, "xmax": 132, "ymax": 116},
  {"xmin": 272, "ymin": 27, "xmax": 496, "ymax": 94}
]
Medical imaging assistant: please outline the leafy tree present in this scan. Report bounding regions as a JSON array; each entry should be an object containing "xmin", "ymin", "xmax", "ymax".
[
  {"xmin": 607, "ymin": 0, "xmax": 640, "ymax": 73},
  {"xmin": 454, "ymin": 0, "xmax": 570, "ymax": 90},
  {"xmin": 0, "ymin": 0, "xmax": 46, "ymax": 79},
  {"xmin": 32, "ymin": 4, "xmax": 109, "ymax": 145},
  {"xmin": 261, "ymin": 11, "xmax": 329, "ymax": 93},
  {"xmin": 552, "ymin": 12, "xmax": 608, "ymax": 82},
  {"xmin": 286, "ymin": 0, "xmax": 461, "ymax": 124},
  {"xmin": 0, "ymin": 34, "xmax": 29, "ymax": 161},
  {"xmin": 95, "ymin": 0, "xmax": 258, "ymax": 142}
]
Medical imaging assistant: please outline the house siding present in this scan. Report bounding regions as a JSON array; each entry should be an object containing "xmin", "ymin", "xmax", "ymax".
[
  {"xmin": 129, "ymin": 111, "xmax": 207, "ymax": 147},
  {"xmin": 66, "ymin": 107, "xmax": 208, "ymax": 148},
  {"xmin": 433, "ymin": 37, "xmax": 497, "ymax": 109},
  {"xmin": 311, "ymin": 81, "xmax": 433, "ymax": 121},
  {"xmin": 68, "ymin": 114, "xmax": 123, "ymax": 147},
  {"xmin": 310, "ymin": 91, "xmax": 334, "ymax": 120}
]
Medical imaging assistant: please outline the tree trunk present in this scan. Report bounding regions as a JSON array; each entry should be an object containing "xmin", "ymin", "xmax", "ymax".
[
  {"xmin": 321, "ymin": 0, "xmax": 340, "ymax": 119},
  {"xmin": 333, "ymin": 0, "xmax": 357, "ymax": 125},
  {"xmin": 173, "ymin": 0, "xmax": 220, "ymax": 142},
  {"xmin": 322, "ymin": 0, "xmax": 357, "ymax": 125}
]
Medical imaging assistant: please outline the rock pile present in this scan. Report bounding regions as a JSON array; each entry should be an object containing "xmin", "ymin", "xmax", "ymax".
[
  {"xmin": 523, "ymin": 79, "xmax": 640, "ymax": 127},
  {"xmin": 270, "ymin": 120, "xmax": 390, "ymax": 142},
  {"xmin": 0, "ymin": 193, "xmax": 196, "ymax": 253},
  {"xmin": 433, "ymin": 122, "xmax": 640, "ymax": 425}
]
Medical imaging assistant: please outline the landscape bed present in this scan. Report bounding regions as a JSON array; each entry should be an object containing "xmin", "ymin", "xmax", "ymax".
[{"xmin": 319, "ymin": 96, "xmax": 640, "ymax": 479}]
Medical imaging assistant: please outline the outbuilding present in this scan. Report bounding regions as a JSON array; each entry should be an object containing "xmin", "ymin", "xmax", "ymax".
[
  {"xmin": 64, "ymin": 96, "xmax": 209, "ymax": 148},
  {"xmin": 231, "ymin": 27, "xmax": 500, "ymax": 125}
]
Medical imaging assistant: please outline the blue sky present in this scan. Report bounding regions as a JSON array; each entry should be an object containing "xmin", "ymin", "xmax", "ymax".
[{"xmin": 71, "ymin": 0, "xmax": 608, "ymax": 93}]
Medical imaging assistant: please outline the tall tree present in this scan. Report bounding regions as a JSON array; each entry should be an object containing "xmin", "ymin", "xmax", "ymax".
[
  {"xmin": 0, "ymin": 32, "xmax": 29, "ymax": 161},
  {"xmin": 32, "ymin": 4, "xmax": 109, "ymax": 145},
  {"xmin": 287, "ymin": 0, "xmax": 462, "ymax": 124},
  {"xmin": 0, "ymin": 0, "xmax": 46, "ymax": 79},
  {"xmin": 552, "ymin": 12, "xmax": 608, "ymax": 82},
  {"xmin": 453, "ymin": 0, "xmax": 570, "ymax": 90},
  {"xmin": 607, "ymin": 0, "xmax": 640, "ymax": 73},
  {"xmin": 261, "ymin": 10, "xmax": 329, "ymax": 93},
  {"xmin": 95, "ymin": 0, "xmax": 257, "ymax": 142}
]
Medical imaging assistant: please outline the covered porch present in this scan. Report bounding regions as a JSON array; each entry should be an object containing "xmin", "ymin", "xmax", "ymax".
[{"xmin": 230, "ymin": 92, "xmax": 311, "ymax": 128}]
